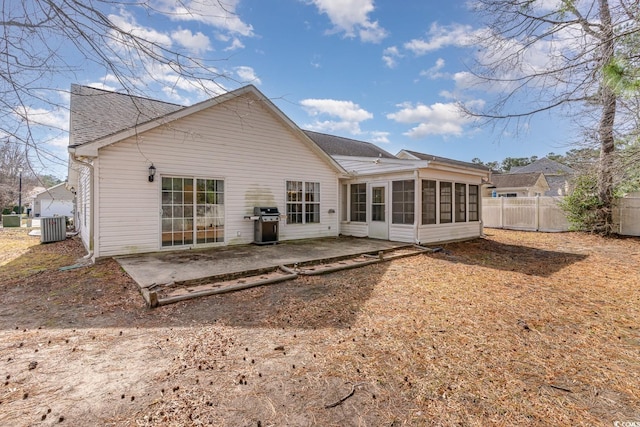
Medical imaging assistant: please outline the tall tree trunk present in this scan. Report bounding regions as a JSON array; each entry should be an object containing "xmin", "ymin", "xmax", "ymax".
[{"xmin": 597, "ymin": 0, "xmax": 617, "ymax": 234}]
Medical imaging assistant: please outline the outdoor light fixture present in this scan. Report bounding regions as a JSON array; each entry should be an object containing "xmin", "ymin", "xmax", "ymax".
[{"xmin": 148, "ymin": 164, "xmax": 156, "ymax": 182}]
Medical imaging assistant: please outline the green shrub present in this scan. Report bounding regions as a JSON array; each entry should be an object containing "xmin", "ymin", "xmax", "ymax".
[{"xmin": 560, "ymin": 174, "xmax": 605, "ymax": 231}]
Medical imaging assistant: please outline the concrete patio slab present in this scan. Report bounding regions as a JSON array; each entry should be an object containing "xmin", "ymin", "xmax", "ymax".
[{"xmin": 116, "ymin": 237, "xmax": 410, "ymax": 289}]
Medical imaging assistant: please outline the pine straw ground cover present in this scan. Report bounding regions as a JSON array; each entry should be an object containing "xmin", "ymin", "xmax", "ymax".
[{"xmin": 0, "ymin": 228, "xmax": 638, "ymax": 426}]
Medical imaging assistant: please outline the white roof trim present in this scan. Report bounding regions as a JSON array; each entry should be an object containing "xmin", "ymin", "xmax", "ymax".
[
  {"xmin": 332, "ymin": 155, "xmax": 489, "ymax": 179},
  {"xmin": 425, "ymin": 160, "xmax": 491, "ymax": 177}
]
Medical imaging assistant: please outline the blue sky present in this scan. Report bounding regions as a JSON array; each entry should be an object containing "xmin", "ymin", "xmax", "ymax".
[{"xmin": 38, "ymin": 0, "xmax": 576, "ymax": 178}]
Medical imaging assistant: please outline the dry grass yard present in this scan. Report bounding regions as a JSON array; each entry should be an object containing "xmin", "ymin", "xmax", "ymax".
[{"xmin": 0, "ymin": 227, "xmax": 638, "ymax": 426}]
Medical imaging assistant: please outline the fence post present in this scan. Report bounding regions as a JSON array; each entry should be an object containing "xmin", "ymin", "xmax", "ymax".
[
  {"xmin": 535, "ymin": 196, "xmax": 540, "ymax": 231},
  {"xmin": 500, "ymin": 197, "xmax": 504, "ymax": 228},
  {"xmin": 619, "ymin": 199, "xmax": 623, "ymax": 234}
]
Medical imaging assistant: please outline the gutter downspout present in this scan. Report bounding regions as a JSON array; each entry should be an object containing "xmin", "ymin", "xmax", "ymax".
[{"xmin": 70, "ymin": 153, "xmax": 95, "ymax": 261}]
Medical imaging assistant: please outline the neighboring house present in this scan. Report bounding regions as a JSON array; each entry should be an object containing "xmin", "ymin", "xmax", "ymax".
[
  {"xmin": 485, "ymin": 172, "xmax": 550, "ymax": 197},
  {"xmin": 67, "ymin": 84, "xmax": 490, "ymax": 259},
  {"xmin": 31, "ymin": 183, "xmax": 74, "ymax": 218},
  {"xmin": 509, "ymin": 157, "xmax": 575, "ymax": 196}
]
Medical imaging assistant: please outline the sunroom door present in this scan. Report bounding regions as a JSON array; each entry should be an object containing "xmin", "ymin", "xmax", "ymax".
[
  {"xmin": 161, "ymin": 177, "xmax": 224, "ymax": 248},
  {"xmin": 369, "ymin": 184, "xmax": 388, "ymax": 240}
]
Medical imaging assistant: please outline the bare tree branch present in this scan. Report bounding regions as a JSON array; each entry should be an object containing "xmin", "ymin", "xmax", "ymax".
[{"xmin": 465, "ymin": 0, "xmax": 639, "ymax": 233}]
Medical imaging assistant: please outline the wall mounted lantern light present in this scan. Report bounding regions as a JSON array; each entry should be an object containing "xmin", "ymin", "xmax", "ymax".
[{"xmin": 148, "ymin": 164, "xmax": 156, "ymax": 182}]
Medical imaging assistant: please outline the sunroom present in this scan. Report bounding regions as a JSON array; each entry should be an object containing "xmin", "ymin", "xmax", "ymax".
[{"xmin": 335, "ymin": 155, "xmax": 489, "ymax": 245}]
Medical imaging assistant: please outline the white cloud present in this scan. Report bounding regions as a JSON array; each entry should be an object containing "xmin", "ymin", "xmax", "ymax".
[
  {"xmin": 159, "ymin": 72, "xmax": 227, "ymax": 100},
  {"xmin": 310, "ymin": 0, "xmax": 388, "ymax": 43},
  {"xmin": 438, "ymin": 90, "xmax": 455, "ymax": 100},
  {"xmin": 420, "ymin": 58, "xmax": 446, "ymax": 79},
  {"xmin": 358, "ymin": 20, "xmax": 388, "ymax": 43},
  {"xmin": 301, "ymin": 99, "xmax": 373, "ymax": 121},
  {"xmin": 19, "ymin": 107, "xmax": 69, "ymax": 132},
  {"xmin": 305, "ymin": 120, "xmax": 364, "ymax": 134},
  {"xmin": 452, "ymin": 71, "xmax": 481, "ymax": 90},
  {"xmin": 108, "ymin": 13, "xmax": 173, "ymax": 47},
  {"xmin": 382, "ymin": 46, "xmax": 401, "ymax": 68},
  {"xmin": 369, "ymin": 131, "xmax": 390, "ymax": 144},
  {"xmin": 301, "ymin": 98, "xmax": 373, "ymax": 134},
  {"xmin": 171, "ymin": 28, "xmax": 211, "ymax": 54},
  {"xmin": 156, "ymin": 0, "xmax": 254, "ymax": 36},
  {"xmin": 387, "ymin": 100, "xmax": 483, "ymax": 138},
  {"xmin": 404, "ymin": 23, "xmax": 478, "ymax": 56},
  {"xmin": 85, "ymin": 80, "xmax": 118, "ymax": 92},
  {"xmin": 235, "ymin": 66, "xmax": 261, "ymax": 84},
  {"xmin": 224, "ymin": 38, "xmax": 245, "ymax": 51},
  {"xmin": 47, "ymin": 135, "xmax": 71, "ymax": 149}
]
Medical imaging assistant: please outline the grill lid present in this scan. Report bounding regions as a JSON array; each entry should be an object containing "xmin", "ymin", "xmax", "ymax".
[{"xmin": 254, "ymin": 206, "xmax": 280, "ymax": 216}]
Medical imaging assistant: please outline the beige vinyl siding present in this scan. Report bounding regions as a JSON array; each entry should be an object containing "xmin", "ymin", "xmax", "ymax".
[
  {"xmin": 418, "ymin": 222, "xmax": 482, "ymax": 244},
  {"xmin": 339, "ymin": 222, "xmax": 368, "ymax": 237},
  {"xmin": 389, "ymin": 225, "xmax": 415, "ymax": 243},
  {"xmin": 95, "ymin": 94, "xmax": 339, "ymax": 257},
  {"xmin": 76, "ymin": 162, "xmax": 91, "ymax": 251}
]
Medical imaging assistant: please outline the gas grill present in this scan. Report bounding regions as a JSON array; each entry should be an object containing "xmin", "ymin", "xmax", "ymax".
[{"xmin": 253, "ymin": 206, "xmax": 280, "ymax": 245}]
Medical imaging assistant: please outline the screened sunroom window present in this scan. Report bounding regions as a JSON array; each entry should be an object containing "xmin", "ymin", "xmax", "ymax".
[
  {"xmin": 392, "ymin": 180, "xmax": 415, "ymax": 225},
  {"xmin": 421, "ymin": 180, "xmax": 436, "ymax": 225}
]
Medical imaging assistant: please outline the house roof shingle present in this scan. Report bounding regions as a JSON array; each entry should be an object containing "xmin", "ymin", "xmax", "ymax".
[
  {"xmin": 303, "ymin": 130, "xmax": 396, "ymax": 159},
  {"xmin": 510, "ymin": 157, "xmax": 575, "ymax": 175},
  {"xmin": 69, "ymin": 84, "xmax": 185, "ymax": 147},
  {"xmin": 489, "ymin": 172, "xmax": 545, "ymax": 188}
]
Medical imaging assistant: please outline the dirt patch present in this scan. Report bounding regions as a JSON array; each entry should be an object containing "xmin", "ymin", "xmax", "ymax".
[{"xmin": 0, "ymin": 227, "xmax": 639, "ymax": 426}]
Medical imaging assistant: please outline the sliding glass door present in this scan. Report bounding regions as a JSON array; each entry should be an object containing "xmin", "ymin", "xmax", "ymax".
[{"xmin": 161, "ymin": 177, "xmax": 224, "ymax": 247}]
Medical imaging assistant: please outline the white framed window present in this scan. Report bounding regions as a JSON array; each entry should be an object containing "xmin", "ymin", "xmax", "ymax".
[
  {"xmin": 286, "ymin": 180, "xmax": 320, "ymax": 224},
  {"xmin": 350, "ymin": 183, "xmax": 366, "ymax": 222},
  {"xmin": 305, "ymin": 182, "xmax": 320, "ymax": 223}
]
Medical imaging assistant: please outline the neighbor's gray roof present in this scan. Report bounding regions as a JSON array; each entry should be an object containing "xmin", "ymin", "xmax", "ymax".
[
  {"xmin": 489, "ymin": 172, "xmax": 545, "ymax": 188},
  {"xmin": 304, "ymin": 130, "xmax": 396, "ymax": 159},
  {"xmin": 401, "ymin": 149, "xmax": 491, "ymax": 172},
  {"xmin": 510, "ymin": 157, "xmax": 575, "ymax": 175},
  {"xmin": 69, "ymin": 84, "xmax": 185, "ymax": 147}
]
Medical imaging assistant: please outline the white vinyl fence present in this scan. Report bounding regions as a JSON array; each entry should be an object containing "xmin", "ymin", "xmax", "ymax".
[
  {"xmin": 614, "ymin": 196, "xmax": 640, "ymax": 236},
  {"xmin": 482, "ymin": 196, "xmax": 640, "ymax": 236},
  {"xmin": 482, "ymin": 197, "xmax": 569, "ymax": 232}
]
